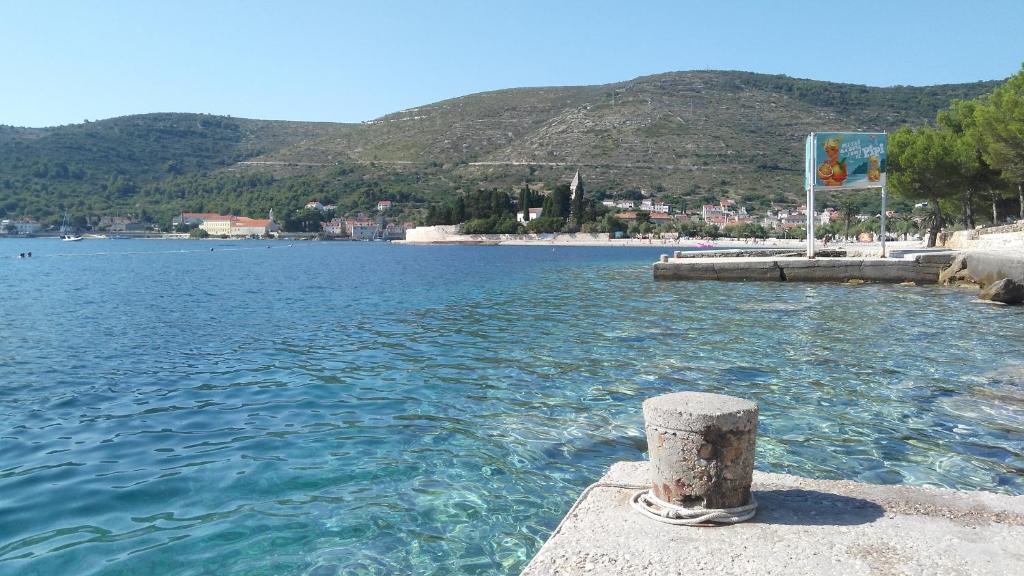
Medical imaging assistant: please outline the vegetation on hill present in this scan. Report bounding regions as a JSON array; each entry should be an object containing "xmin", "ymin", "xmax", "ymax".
[{"xmin": 0, "ymin": 70, "xmax": 1007, "ymax": 229}]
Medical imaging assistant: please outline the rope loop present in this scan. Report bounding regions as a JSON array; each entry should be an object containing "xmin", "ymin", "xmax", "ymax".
[{"xmin": 630, "ymin": 490, "xmax": 757, "ymax": 526}]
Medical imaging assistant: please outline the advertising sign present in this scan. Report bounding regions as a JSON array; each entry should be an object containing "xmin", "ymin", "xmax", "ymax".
[{"xmin": 811, "ymin": 132, "xmax": 886, "ymax": 191}]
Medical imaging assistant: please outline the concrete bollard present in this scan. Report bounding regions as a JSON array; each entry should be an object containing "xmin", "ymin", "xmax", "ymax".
[
  {"xmin": 674, "ymin": 251, "xmax": 683, "ymax": 258},
  {"xmin": 643, "ymin": 392, "xmax": 758, "ymax": 509},
  {"xmin": 660, "ymin": 254, "xmax": 669, "ymax": 263}
]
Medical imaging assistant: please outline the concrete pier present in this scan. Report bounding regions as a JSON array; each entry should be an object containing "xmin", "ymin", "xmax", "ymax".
[
  {"xmin": 522, "ymin": 461, "xmax": 1024, "ymax": 576},
  {"xmin": 653, "ymin": 252, "xmax": 955, "ymax": 283}
]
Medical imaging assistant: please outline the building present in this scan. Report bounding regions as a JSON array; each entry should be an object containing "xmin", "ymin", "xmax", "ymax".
[
  {"xmin": 305, "ymin": 201, "xmax": 325, "ymax": 211},
  {"xmin": 173, "ymin": 212, "xmax": 226, "ymax": 228},
  {"xmin": 1, "ymin": 219, "xmax": 42, "ymax": 235},
  {"xmin": 570, "ymin": 170, "xmax": 584, "ymax": 200},
  {"xmin": 199, "ymin": 216, "xmax": 233, "ymax": 236},
  {"xmin": 321, "ymin": 218, "xmax": 345, "ymax": 236},
  {"xmin": 615, "ymin": 211, "xmax": 674, "ymax": 225},
  {"xmin": 97, "ymin": 215, "xmax": 146, "ymax": 232},
  {"xmin": 701, "ymin": 204, "xmax": 727, "ymax": 222},
  {"xmin": 376, "ymin": 200, "xmax": 394, "ymax": 211},
  {"xmin": 197, "ymin": 213, "xmax": 279, "ymax": 237},
  {"xmin": 516, "ymin": 207, "xmax": 543, "ymax": 223},
  {"xmin": 640, "ymin": 199, "xmax": 671, "ymax": 214},
  {"xmin": 345, "ymin": 218, "xmax": 380, "ymax": 240},
  {"xmin": 383, "ymin": 223, "xmax": 406, "ymax": 240},
  {"xmin": 231, "ymin": 217, "xmax": 275, "ymax": 237}
]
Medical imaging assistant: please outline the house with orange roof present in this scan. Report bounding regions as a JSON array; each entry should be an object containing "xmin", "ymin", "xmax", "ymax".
[{"xmin": 197, "ymin": 213, "xmax": 279, "ymax": 237}]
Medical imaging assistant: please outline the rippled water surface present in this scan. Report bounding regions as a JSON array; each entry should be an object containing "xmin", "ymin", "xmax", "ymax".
[{"xmin": 1, "ymin": 239, "xmax": 1022, "ymax": 575}]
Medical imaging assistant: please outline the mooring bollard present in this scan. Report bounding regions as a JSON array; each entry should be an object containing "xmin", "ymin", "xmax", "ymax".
[
  {"xmin": 660, "ymin": 254, "xmax": 669, "ymax": 263},
  {"xmin": 673, "ymin": 250, "xmax": 683, "ymax": 258},
  {"xmin": 632, "ymin": 392, "xmax": 759, "ymax": 525}
]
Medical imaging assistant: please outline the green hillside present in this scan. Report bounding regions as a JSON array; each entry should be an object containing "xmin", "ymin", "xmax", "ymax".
[{"xmin": 0, "ymin": 70, "xmax": 1003, "ymax": 227}]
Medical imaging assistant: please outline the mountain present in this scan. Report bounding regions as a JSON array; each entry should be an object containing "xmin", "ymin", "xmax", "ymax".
[{"xmin": 0, "ymin": 70, "xmax": 1003, "ymax": 226}]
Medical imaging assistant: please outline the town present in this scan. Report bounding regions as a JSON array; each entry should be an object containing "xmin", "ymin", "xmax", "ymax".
[{"xmin": 0, "ymin": 180, "xmax": 928, "ymax": 243}]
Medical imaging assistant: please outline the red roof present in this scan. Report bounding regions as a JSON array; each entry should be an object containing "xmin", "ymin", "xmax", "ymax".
[{"xmin": 232, "ymin": 217, "xmax": 270, "ymax": 227}]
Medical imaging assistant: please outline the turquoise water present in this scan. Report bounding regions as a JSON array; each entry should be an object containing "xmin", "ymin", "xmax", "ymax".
[{"xmin": 1, "ymin": 239, "xmax": 1022, "ymax": 575}]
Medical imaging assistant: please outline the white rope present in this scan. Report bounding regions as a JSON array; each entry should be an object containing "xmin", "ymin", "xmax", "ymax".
[
  {"xmin": 630, "ymin": 490, "xmax": 758, "ymax": 526},
  {"xmin": 548, "ymin": 481, "xmax": 757, "ymax": 541},
  {"xmin": 550, "ymin": 481, "xmax": 647, "ymax": 539}
]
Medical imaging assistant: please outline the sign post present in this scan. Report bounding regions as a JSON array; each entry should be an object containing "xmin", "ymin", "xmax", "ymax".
[
  {"xmin": 880, "ymin": 186, "xmax": 888, "ymax": 258},
  {"xmin": 806, "ymin": 132, "xmax": 888, "ymax": 259},
  {"xmin": 806, "ymin": 134, "xmax": 816, "ymax": 258}
]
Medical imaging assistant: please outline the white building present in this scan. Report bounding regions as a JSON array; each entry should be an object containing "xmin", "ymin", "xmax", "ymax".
[
  {"xmin": 198, "ymin": 215, "xmax": 279, "ymax": 237},
  {"xmin": 641, "ymin": 199, "xmax": 671, "ymax": 214},
  {"xmin": 516, "ymin": 207, "xmax": 543, "ymax": 223},
  {"xmin": 1, "ymin": 219, "xmax": 42, "ymax": 235},
  {"xmin": 174, "ymin": 212, "xmax": 225, "ymax": 228},
  {"xmin": 231, "ymin": 217, "xmax": 276, "ymax": 237}
]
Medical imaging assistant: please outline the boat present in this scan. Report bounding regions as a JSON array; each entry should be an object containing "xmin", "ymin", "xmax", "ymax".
[{"xmin": 60, "ymin": 210, "xmax": 83, "ymax": 242}]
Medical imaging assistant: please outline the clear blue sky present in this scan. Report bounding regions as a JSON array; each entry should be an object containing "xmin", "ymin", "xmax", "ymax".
[{"xmin": 2, "ymin": 0, "xmax": 1022, "ymax": 127}]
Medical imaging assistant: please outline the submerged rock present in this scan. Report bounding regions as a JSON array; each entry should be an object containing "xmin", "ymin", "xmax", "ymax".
[{"xmin": 978, "ymin": 277, "xmax": 1024, "ymax": 305}]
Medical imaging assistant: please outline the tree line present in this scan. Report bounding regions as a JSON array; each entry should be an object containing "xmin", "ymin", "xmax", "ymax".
[
  {"xmin": 423, "ymin": 184, "xmax": 615, "ymax": 234},
  {"xmin": 890, "ymin": 64, "xmax": 1024, "ymax": 246}
]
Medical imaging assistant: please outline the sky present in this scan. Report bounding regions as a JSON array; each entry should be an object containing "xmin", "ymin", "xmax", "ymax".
[{"xmin": 2, "ymin": 0, "xmax": 1022, "ymax": 127}]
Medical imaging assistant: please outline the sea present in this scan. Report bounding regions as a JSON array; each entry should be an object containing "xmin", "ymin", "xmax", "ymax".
[{"xmin": 1, "ymin": 239, "xmax": 1022, "ymax": 575}]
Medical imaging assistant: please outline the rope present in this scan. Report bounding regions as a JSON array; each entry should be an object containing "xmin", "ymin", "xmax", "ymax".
[
  {"xmin": 549, "ymin": 481, "xmax": 756, "ymax": 541},
  {"xmin": 550, "ymin": 481, "xmax": 647, "ymax": 539},
  {"xmin": 630, "ymin": 490, "xmax": 757, "ymax": 526}
]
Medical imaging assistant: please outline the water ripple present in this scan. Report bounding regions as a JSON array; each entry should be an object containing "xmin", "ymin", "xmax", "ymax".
[{"xmin": 1, "ymin": 240, "xmax": 1022, "ymax": 575}]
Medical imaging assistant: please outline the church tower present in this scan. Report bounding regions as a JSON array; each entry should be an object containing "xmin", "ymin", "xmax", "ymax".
[{"xmin": 570, "ymin": 170, "xmax": 584, "ymax": 200}]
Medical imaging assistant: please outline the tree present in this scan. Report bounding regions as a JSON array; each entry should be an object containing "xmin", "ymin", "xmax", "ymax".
[
  {"xmin": 838, "ymin": 195, "xmax": 857, "ymax": 240},
  {"xmin": 548, "ymin": 184, "xmax": 572, "ymax": 219},
  {"xmin": 940, "ymin": 99, "xmax": 1003, "ymax": 227},
  {"xmin": 888, "ymin": 127, "xmax": 960, "ymax": 246},
  {"xmin": 452, "ymin": 196, "xmax": 467, "ymax": 223},
  {"xmin": 189, "ymin": 227, "xmax": 209, "ymax": 238},
  {"xmin": 976, "ymin": 64, "xmax": 1024, "ymax": 220},
  {"xmin": 570, "ymin": 185, "xmax": 585, "ymax": 228},
  {"xmin": 518, "ymin": 187, "xmax": 530, "ymax": 222}
]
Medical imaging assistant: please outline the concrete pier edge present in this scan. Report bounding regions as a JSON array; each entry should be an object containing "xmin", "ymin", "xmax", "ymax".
[
  {"xmin": 522, "ymin": 461, "xmax": 1024, "ymax": 575},
  {"xmin": 652, "ymin": 252, "xmax": 957, "ymax": 283}
]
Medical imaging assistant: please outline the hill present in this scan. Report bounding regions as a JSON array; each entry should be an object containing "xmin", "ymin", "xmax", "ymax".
[{"xmin": 0, "ymin": 71, "xmax": 1003, "ymax": 227}]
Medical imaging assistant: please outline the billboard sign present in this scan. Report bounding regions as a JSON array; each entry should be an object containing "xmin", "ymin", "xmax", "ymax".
[{"xmin": 811, "ymin": 132, "xmax": 886, "ymax": 191}]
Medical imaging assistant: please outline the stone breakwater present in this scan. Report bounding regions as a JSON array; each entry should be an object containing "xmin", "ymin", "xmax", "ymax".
[{"xmin": 939, "ymin": 250, "xmax": 1024, "ymax": 304}]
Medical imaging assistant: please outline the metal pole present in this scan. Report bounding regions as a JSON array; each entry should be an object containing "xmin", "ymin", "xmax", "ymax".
[
  {"xmin": 880, "ymin": 186, "xmax": 888, "ymax": 258},
  {"xmin": 807, "ymin": 134, "xmax": 816, "ymax": 259}
]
